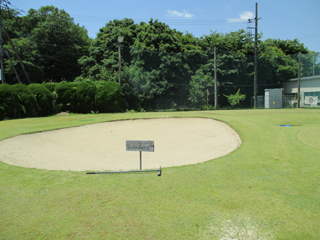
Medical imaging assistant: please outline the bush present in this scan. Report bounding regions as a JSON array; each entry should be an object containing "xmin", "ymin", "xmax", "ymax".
[
  {"xmin": 11, "ymin": 84, "xmax": 39, "ymax": 118},
  {"xmin": 95, "ymin": 81, "xmax": 125, "ymax": 113},
  {"xmin": 27, "ymin": 84, "xmax": 54, "ymax": 116},
  {"xmin": 76, "ymin": 79, "xmax": 96, "ymax": 113},
  {"xmin": 224, "ymin": 89, "xmax": 246, "ymax": 108},
  {"xmin": 54, "ymin": 81, "xmax": 77, "ymax": 112},
  {"xmin": 0, "ymin": 84, "xmax": 21, "ymax": 120},
  {"xmin": 42, "ymin": 82, "xmax": 56, "ymax": 92}
]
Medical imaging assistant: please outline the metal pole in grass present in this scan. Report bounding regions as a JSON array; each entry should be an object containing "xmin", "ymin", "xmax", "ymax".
[
  {"xmin": 140, "ymin": 151, "xmax": 142, "ymax": 170},
  {"xmin": 87, "ymin": 166, "xmax": 162, "ymax": 176}
]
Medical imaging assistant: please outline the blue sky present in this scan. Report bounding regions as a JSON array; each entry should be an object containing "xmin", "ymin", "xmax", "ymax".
[{"xmin": 11, "ymin": 0, "xmax": 320, "ymax": 53}]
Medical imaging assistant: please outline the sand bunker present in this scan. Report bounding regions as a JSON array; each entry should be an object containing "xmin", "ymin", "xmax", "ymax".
[{"xmin": 0, "ymin": 118, "xmax": 241, "ymax": 171}]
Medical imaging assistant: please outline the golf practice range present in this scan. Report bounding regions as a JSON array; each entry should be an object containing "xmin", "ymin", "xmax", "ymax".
[{"xmin": 0, "ymin": 109, "xmax": 319, "ymax": 239}]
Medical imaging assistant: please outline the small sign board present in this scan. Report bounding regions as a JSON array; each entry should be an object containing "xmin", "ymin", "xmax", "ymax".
[{"xmin": 126, "ymin": 140, "xmax": 154, "ymax": 152}]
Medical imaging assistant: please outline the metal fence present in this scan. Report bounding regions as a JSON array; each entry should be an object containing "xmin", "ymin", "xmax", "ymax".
[{"xmin": 121, "ymin": 46, "xmax": 320, "ymax": 110}]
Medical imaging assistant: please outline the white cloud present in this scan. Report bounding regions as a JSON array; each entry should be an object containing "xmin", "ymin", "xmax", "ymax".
[
  {"xmin": 228, "ymin": 11, "xmax": 254, "ymax": 23},
  {"xmin": 166, "ymin": 9, "xmax": 194, "ymax": 18}
]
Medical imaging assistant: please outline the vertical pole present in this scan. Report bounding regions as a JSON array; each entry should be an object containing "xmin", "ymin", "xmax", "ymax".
[
  {"xmin": 139, "ymin": 151, "xmax": 142, "ymax": 170},
  {"xmin": 253, "ymin": 2, "xmax": 258, "ymax": 108},
  {"xmin": 298, "ymin": 52, "xmax": 301, "ymax": 108},
  {"xmin": 313, "ymin": 51, "xmax": 315, "ymax": 76},
  {"xmin": 214, "ymin": 47, "xmax": 218, "ymax": 108},
  {"xmin": 118, "ymin": 43, "xmax": 121, "ymax": 88},
  {"xmin": 0, "ymin": 0, "xmax": 5, "ymax": 84}
]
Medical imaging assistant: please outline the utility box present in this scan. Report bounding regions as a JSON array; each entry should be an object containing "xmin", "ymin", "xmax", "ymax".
[{"xmin": 265, "ymin": 89, "xmax": 283, "ymax": 109}]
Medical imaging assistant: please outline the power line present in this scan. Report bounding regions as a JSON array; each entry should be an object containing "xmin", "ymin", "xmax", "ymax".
[
  {"xmin": 71, "ymin": 14, "xmax": 244, "ymax": 26},
  {"xmin": 39, "ymin": 53, "xmax": 80, "ymax": 68},
  {"xmin": 298, "ymin": 33, "xmax": 320, "ymax": 40}
]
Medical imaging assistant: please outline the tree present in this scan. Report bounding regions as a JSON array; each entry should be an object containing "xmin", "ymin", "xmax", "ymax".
[
  {"xmin": 2, "ymin": 6, "xmax": 91, "ymax": 84},
  {"xmin": 188, "ymin": 69, "xmax": 214, "ymax": 108}
]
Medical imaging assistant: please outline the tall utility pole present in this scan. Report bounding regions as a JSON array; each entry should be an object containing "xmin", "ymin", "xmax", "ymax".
[
  {"xmin": 298, "ymin": 52, "xmax": 301, "ymax": 108},
  {"xmin": 247, "ymin": 3, "xmax": 260, "ymax": 108},
  {"xmin": 253, "ymin": 2, "xmax": 258, "ymax": 108},
  {"xmin": 313, "ymin": 51, "xmax": 315, "ymax": 76},
  {"xmin": 0, "ymin": 0, "xmax": 5, "ymax": 84}
]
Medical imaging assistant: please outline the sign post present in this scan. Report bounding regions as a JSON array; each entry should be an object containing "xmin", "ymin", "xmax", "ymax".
[
  {"xmin": 87, "ymin": 140, "xmax": 161, "ymax": 176},
  {"xmin": 126, "ymin": 140, "xmax": 154, "ymax": 170}
]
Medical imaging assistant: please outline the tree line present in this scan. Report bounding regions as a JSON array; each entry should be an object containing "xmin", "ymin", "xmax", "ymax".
[{"xmin": 1, "ymin": 5, "xmax": 318, "ymax": 110}]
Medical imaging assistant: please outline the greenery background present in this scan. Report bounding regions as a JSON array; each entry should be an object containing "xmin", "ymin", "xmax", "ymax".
[{"xmin": 1, "ymin": 5, "xmax": 319, "ymax": 110}]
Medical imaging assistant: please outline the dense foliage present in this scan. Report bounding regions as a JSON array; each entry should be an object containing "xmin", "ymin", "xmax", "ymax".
[
  {"xmin": 2, "ymin": 6, "xmax": 91, "ymax": 84},
  {"xmin": 0, "ymin": 84, "xmax": 20, "ymax": 119},
  {"xmin": 11, "ymin": 84, "xmax": 39, "ymax": 118},
  {"xmin": 0, "ymin": 80, "xmax": 125, "ymax": 120},
  {"xmin": 95, "ymin": 81, "xmax": 125, "ymax": 113},
  {"xmin": 76, "ymin": 80, "xmax": 96, "ymax": 113},
  {"xmin": 54, "ymin": 82, "xmax": 78, "ymax": 113},
  {"xmin": 1, "ymin": 5, "xmax": 318, "ymax": 112},
  {"xmin": 27, "ymin": 84, "xmax": 54, "ymax": 116}
]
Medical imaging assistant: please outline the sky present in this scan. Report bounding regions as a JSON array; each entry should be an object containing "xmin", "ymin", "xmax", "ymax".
[{"xmin": 10, "ymin": 0, "xmax": 320, "ymax": 53}]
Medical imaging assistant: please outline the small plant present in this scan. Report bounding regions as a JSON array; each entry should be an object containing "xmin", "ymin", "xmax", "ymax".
[{"xmin": 224, "ymin": 89, "xmax": 246, "ymax": 108}]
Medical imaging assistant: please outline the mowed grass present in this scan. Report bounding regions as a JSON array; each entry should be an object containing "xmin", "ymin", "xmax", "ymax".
[{"xmin": 0, "ymin": 109, "xmax": 320, "ymax": 239}]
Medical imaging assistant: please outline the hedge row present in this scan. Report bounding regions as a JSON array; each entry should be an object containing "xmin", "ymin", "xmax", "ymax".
[{"xmin": 0, "ymin": 80, "xmax": 125, "ymax": 120}]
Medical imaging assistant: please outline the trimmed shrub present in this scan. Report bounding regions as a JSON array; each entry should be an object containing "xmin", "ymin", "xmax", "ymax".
[
  {"xmin": 76, "ymin": 79, "xmax": 96, "ymax": 113},
  {"xmin": 11, "ymin": 84, "xmax": 39, "ymax": 118},
  {"xmin": 54, "ymin": 81, "xmax": 77, "ymax": 112},
  {"xmin": 27, "ymin": 84, "xmax": 54, "ymax": 116},
  {"xmin": 42, "ymin": 82, "xmax": 56, "ymax": 92},
  {"xmin": 0, "ymin": 84, "xmax": 21, "ymax": 120},
  {"xmin": 95, "ymin": 81, "xmax": 125, "ymax": 113}
]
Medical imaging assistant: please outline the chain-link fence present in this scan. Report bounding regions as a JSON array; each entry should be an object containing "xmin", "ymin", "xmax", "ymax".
[{"xmin": 121, "ymin": 46, "xmax": 320, "ymax": 110}]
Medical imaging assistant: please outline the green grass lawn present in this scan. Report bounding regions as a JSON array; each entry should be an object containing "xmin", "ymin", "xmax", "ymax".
[{"xmin": 0, "ymin": 109, "xmax": 319, "ymax": 239}]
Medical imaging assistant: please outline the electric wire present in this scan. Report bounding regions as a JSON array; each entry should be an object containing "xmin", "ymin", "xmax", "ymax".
[
  {"xmin": 38, "ymin": 53, "xmax": 80, "ymax": 69},
  {"xmin": 72, "ymin": 14, "xmax": 244, "ymax": 26}
]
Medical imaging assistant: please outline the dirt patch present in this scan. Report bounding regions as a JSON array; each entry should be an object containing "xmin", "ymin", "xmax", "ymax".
[{"xmin": 56, "ymin": 112, "xmax": 70, "ymax": 116}]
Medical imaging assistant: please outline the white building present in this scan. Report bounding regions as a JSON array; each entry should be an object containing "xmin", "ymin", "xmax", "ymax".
[{"xmin": 282, "ymin": 75, "xmax": 320, "ymax": 107}]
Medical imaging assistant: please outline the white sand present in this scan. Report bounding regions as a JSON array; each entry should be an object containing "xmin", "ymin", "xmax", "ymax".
[{"xmin": 0, "ymin": 118, "xmax": 241, "ymax": 171}]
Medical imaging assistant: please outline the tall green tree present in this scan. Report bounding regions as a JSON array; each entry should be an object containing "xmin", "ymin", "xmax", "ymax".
[{"xmin": 2, "ymin": 5, "xmax": 91, "ymax": 84}]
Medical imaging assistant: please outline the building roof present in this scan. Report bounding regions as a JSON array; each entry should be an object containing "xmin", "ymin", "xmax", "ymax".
[{"xmin": 284, "ymin": 75, "xmax": 320, "ymax": 83}]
